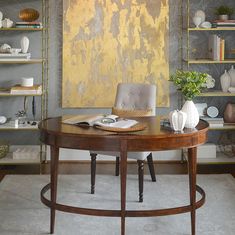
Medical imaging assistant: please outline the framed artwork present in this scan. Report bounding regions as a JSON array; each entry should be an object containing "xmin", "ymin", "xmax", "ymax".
[{"xmin": 63, "ymin": 0, "xmax": 169, "ymax": 108}]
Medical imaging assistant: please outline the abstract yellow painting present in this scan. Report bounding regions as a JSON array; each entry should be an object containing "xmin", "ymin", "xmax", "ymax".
[{"xmin": 63, "ymin": 0, "xmax": 169, "ymax": 108}]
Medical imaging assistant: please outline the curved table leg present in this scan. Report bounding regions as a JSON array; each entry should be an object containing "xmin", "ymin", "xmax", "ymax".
[
  {"xmin": 188, "ymin": 147, "xmax": 197, "ymax": 235},
  {"xmin": 120, "ymin": 141, "xmax": 127, "ymax": 235},
  {"xmin": 50, "ymin": 146, "xmax": 59, "ymax": 234}
]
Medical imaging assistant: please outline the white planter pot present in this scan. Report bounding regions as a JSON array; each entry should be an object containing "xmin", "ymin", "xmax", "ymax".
[
  {"xmin": 219, "ymin": 15, "xmax": 229, "ymax": 21},
  {"xmin": 181, "ymin": 100, "xmax": 199, "ymax": 128},
  {"xmin": 20, "ymin": 36, "xmax": 29, "ymax": 53}
]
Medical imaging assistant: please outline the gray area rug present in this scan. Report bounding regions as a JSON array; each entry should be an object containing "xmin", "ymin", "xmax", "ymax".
[{"xmin": 0, "ymin": 174, "xmax": 235, "ymax": 235}]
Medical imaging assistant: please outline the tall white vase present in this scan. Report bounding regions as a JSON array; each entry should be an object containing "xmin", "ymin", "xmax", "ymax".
[
  {"xmin": 20, "ymin": 36, "xmax": 29, "ymax": 53},
  {"xmin": 220, "ymin": 70, "xmax": 231, "ymax": 92},
  {"xmin": 181, "ymin": 100, "xmax": 199, "ymax": 128},
  {"xmin": 228, "ymin": 66, "xmax": 235, "ymax": 86}
]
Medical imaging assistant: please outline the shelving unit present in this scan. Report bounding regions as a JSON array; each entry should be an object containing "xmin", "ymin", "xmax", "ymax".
[
  {"xmin": 0, "ymin": 59, "xmax": 44, "ymax": 64},
  {"xmin": 186, "ymin": 59, "xmax": 235, "ymax": 64},
  {"xmin": 0, "ymin": 0, "xmax": 49, "ymax": 169},
  {"xmin": 184, "ymin": 0, "xmax": 235, "ymax": 164},
  {"xmin": 188, "ymin": 27, "xmax": 235, "ymax": 31},
  {"xmin": 184, "ymin": 151, "xmax": 235, "ymax": 164},
  {"xmin": 199, "ymin": 91, "xmax": 235, "ymax": 96},
  {"xmin": 0, "ymin": 28, "xmax": 43, "ymax": 31}
]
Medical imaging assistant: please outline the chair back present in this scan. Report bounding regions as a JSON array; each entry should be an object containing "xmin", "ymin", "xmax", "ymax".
[{"xmin": 114, "ymin": 83, "xmax": 156, "ymax": 115}]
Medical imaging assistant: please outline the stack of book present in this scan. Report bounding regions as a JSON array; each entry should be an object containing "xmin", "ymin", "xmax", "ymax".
[
  {"xmin": 208, "ymin": 34, "xmax": 225, "ymax": 61},
  {"xmin": 10, "ymin": 84, "xmax": 42, "ymax": 95},
  {"xmin": 0, "ymin": 53, "xmax": 31, "ymax": 61},
  {"xmin": 15, "ymin": 22, "xmax": 43, "ymax": 29},
  {"xmin": 212, "ymin": 20, "xmax": 235, "ymax": 28},
  {"xmin": 201, "ymin": 117, "xmax": 224, "ymax": 128}
]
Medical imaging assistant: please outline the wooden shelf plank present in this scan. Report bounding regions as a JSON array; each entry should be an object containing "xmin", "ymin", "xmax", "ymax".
[
  {"xmin": 188, "ymin": 27, "xmax": 235, "ymax": 31},
  {"xmin": 197, "ymin": 152, "xmax": 235, "ymax": 164},
  {"xmin": 0, "ymin": 28, "xmax": 43, "ymax": 31},
  {"xmin": 184, "ymin": 152, "xmax": 235, "ymax": 164},
  {"xmin": 199, "ymin": 90, "xmax": 235, "ymax": 97},
  {"xmin": 0, "ymin": 152, "xmax": 40, "ymax": 165},
  {"xmin": 0, "ymin": 59, "xmax": 44, "ymax": 64},
  {"xmin": 0, "ymin": 121, "xmax": 39, "ymax": 131},
  {"xmin": 0, "ymin": 93, "xmax": 42, "ymax": 97},
  {"xmin": 186, "ymin": 59, "xmax": 235, "ymax": 64},
  {"xmin": 209, "ymin": 124, "xmax": 235, "ymax": 130}
]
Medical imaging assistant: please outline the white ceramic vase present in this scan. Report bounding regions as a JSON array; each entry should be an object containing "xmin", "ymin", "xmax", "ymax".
[
  {"xmin": 220, "ymin": 70, "xmax": 231, "ymax": 92},
  {"xmin": 228, "ymin": 65, "xmax": 235, "ymax": 86},
  {"xmin": 193, "ymin": 16, "xmax": 202, "ymax": 28},
  {"xmin": 169, "ymin": 110, "xmax": 187, "ymax": 132},
  {"xmin": 20, "ymin": 36, "xmax": 29, "ymax": 53},
  {"xmin": 181, "ymin": 100, "xmax": 199, "ymax": 129}
]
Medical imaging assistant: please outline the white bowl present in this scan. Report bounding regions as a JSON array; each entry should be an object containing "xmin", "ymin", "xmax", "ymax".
[
  {"xmin": 200, "ymin": 21, "xmax": 212, "ymax": 29},
  {"xmin": 21, "ymin": 77, "xmax": 34, "ymax": 87}
]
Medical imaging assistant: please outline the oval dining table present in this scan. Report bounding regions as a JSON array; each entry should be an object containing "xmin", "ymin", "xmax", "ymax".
[{"xmin": 39, "ymin": 116, "xmax": 209, "ymax": 235}]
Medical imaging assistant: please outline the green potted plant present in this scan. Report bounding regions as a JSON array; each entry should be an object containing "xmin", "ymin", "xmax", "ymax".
[
  {"xmin": 215, "ymin": 5, "xmax": 234, "ymax": 20},
  {"xmin": 169, "ymin": 70, "xmax": 209, "ymax": 128}
]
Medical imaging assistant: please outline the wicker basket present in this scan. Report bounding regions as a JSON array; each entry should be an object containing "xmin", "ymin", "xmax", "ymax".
[{"xmin": 0, "ymin": 140, "xmax": 9, "ymax": 159}]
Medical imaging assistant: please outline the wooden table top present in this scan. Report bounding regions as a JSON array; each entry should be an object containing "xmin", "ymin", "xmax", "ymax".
[{"xmin": 39, "ymin": 116, "xmax": 209, "ymax": 152}]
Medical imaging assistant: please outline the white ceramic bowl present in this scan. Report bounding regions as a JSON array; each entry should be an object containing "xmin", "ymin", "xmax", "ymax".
[{"xmin": 21, "ymin": 77, "xmax": 34, "ymax": 87}]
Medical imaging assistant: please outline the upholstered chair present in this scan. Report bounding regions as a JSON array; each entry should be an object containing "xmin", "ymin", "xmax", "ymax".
[{"xmin": 90, "ymin": 83, "xmax": 156, "ymax": 202}]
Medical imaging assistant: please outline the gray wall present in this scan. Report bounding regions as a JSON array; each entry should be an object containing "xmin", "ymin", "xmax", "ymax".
[
  {"xmin": 48, "ymin": 0, "xmax": 182, "ymax": 117},
  {"xmin": 1, "ymin": 0, "xmax": 234, "ymax": 146}
]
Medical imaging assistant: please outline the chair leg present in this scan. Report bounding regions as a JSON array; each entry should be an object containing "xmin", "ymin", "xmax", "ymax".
[
  {"xmin": 147, "ymin": 153, "xmax": 156, "ymax": 182},
  {"xmin": 137, "ymin": 160, "xmax": 144, "ymax": 202},
  {"xmin": 90, "ymin": 153, "xmax": 97, "ymax": 194},
  {"xmin": 115, "ymin": 157, "xmax": 120, "ymax": 176}
]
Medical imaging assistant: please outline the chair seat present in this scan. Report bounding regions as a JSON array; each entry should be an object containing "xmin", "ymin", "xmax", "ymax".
[{"xmin": 90, "ymin": 151, "xmax": 150, "ymax": 161}]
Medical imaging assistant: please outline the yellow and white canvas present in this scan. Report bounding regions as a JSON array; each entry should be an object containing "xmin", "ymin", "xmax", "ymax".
[{"xmin": 63, "ymin": 0, "xmax": 169, "ymax": 107}]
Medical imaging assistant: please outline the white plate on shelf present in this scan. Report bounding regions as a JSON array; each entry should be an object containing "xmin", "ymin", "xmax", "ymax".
[{"xmin": 207, "ymin": 106, "xmax": 219, "ymax": 118}]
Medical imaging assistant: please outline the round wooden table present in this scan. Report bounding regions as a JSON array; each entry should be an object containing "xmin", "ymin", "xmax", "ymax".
[{"xmin": 39, "ymin": 116, "xmax": 209, "ymax": 235}]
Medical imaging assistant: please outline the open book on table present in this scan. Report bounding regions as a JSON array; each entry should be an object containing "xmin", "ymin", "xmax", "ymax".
[{"xmin": 62, "ymin": 115, "xmax": 138, "ymax": 129}]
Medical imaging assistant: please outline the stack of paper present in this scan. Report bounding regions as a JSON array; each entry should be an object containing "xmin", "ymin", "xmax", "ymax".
[
  {"xmin": 201, "ymin": 117, "xmax": 224, "ymax": 127},
  {"xmin": 208, "ymin": 34, "xmax": 225, "ymax": 61}
]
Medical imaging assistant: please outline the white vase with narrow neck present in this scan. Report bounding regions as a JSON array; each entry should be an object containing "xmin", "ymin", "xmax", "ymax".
[
  {"xmin": 228, "ymin": 66, "xmax": 235, "ymax": 86},
  {"xmin": 20, "ymin": 36, "xmax": 29, "ymax": 53},
  {"xmin": 220, "ymin": 70, "xmax": 231, "ymax": 92},
  {"xmin": 181, "ymin": 100, "xmax": 199, "ymax": 128}
]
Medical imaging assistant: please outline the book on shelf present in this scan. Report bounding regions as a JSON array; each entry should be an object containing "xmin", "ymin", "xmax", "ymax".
[
  {"xmin": 62, "ymin": 114, "xmax": 138, "ymax": 129},
  {"xmin": 15, "ymin": 21, "xmax": 43, "ymax": 29},
  {"xmin": 208, "ymin": 34, "xmax": 225, "ymax": 61},
  {"xmin": 10, "ymin": 84, "xmax": 42, "ymax": 95},
  {"xmin": 201, "ymin": 117, "xmax": 224, "ymax": 127},
  {"xmin": 212, "ymin": 20, "xmax": 235, "ymax": 27},
  {"xmin": 15, "ymin": 25, "xmax": 42, "ymax": 29},
  {"xmin": 213, "ymin": 20, "xmax": 235, "ymax": 23},
  {"xmin": 220, "ymin": 38, "xmax": 225, "ymax": 61}
]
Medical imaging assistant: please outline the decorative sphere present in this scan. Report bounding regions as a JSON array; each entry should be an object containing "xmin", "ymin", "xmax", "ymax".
[{"xmin": 19, "ymin": 8, "xmax": 39, "ymax": 22}]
